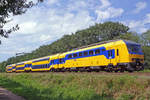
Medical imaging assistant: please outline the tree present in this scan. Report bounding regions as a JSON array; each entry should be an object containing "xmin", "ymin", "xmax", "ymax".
[
  {"xmin": 93, "ymin": 22, "xmax": 129, "ymax": 41},
  {"xmin": 141, "ymin": 30, "xmax": 150, "ymax": 69},
  {"xmin": 118, "ymin": 32, "xmax": 141, "ymax": 43},
  {"xmin": 141, "ymin": 30, "xmax": 150, "ymax": 46},
  {"xmin": 0, "ymin": 0, "xmax": 43, "ymax": 44}
]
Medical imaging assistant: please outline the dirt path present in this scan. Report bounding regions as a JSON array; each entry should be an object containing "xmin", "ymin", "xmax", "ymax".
[{"xmin": 0, "ymin": 87, "xmax": 25, "ymax": 100}]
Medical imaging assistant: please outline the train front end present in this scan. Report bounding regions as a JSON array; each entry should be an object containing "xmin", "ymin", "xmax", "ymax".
[{"xmin": 124, "ymin": 40, "xmax": 144, "ymax": 71}]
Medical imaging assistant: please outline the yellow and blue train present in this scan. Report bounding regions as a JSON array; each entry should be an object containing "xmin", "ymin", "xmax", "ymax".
[{"xmin": 6, "ymin": 40, "xmax": 144, "ymax": 72}]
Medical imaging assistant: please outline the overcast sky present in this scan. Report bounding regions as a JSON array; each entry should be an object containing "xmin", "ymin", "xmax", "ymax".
[{"xmin": 0, "ymin": 0, "xmax": 150, "ymax": 62}]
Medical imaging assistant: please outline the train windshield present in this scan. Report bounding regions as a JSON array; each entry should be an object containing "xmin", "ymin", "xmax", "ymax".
[{"xmin": 125, "ymin": 41, "xmax": 143, "ymax": 55}]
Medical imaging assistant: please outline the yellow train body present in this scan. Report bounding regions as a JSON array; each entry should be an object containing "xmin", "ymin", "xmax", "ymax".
[{"xmin": 6, "ymin": 40, "xmax": 144, "ymax": 72}]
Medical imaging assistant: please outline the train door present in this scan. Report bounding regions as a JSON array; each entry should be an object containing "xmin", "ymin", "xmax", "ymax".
[
  {"xmin": 108, "ymin": 49, "xmax": 115, "ymax": 65},
  {"xmin": 115, "ymin": 48, "xmax": 120, "ymax": 65}
]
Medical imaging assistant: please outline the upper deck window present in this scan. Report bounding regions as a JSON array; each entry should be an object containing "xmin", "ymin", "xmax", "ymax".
[
  {"xmin": 73, "ymin": 53, "xmax": 78, "ymax": 58},
  {"xmin": 79, "ymin": 52, "xmax": 83, "ymax": 57},
  {"xmin": 95, "ymin": 49, "xmax": 100, "ymax": 54},
  {"xmin": 68, "ymin": 54, "xmax": 72, "ymax": 58},
  {"xmin": 83, "ymin": 51, "xmax": 88, "ymax": 56},
  {"xmin": 89, "ymin": 50, "xmax": 94, "ymax": 55}
]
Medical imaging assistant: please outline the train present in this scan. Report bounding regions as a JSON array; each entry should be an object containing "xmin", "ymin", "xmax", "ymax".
[{"xmin": 6, "ymin": 39, "xmax": 144, "ymax": 73}]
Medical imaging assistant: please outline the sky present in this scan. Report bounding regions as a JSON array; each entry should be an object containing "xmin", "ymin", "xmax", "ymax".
[{"xmin": 0, "ymin": 0, "xmax": 150, "ymax": 62}]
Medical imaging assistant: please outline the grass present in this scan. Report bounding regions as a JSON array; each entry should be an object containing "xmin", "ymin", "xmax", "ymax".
[
  {"xmin": 0, "ymin": 72, "xmax": 150, "ymax": 100},
  {"xmin": 140, "ymin": 69, "xmax": 150, "ymax": 72}
]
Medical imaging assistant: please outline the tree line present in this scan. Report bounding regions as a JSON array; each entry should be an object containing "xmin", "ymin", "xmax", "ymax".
[{"xmin": 0, "ymin": 22, "xmax": 150, "ymax": 72}]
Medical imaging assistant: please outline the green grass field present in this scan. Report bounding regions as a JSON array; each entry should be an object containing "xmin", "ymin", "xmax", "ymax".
[{"xmin": 0, "ymin": 72, "xmax": 150, "ymax": 100}]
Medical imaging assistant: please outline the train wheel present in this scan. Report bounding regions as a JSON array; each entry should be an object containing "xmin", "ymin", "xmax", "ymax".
[
  {"xmin": 120, "ymin": 68, "xmax": 124, "ymax": 72},
  {"xmin": 114, "ymin": 70, "xmax": 118, "ymax": 73}
]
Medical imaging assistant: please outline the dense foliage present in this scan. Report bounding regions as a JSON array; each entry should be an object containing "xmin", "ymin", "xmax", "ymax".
[{"xmin": 0, "ymin": 21, "xmax": 150, "ymax": 72}]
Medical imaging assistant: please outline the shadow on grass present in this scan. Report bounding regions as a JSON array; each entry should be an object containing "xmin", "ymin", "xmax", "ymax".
[{"xmin": 0, "ymin": 77, "xmax": 114, "ymax": 100}]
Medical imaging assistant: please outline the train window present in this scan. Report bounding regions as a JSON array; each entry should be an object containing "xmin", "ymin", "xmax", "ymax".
[
  {"xmin": 102, "ymin": 49, "xmax": 105, "ymax": 52},
  {"xmin": 68, "ymin": 54, "xmax": 72, "ymax": 58},
  {"xmin": 108, "ymin": 51, "xmax": 111, "ymax": 57},
  {"xmin": 83, "ymin": 51, "xmax": 88, "ymax": 56},
  {"xmin": 108, "ymin": 50, "xmax": 113, "ymax": 57},
  {"xmin": 59, "ymin": 59, "xmax": 61, "ymax": 63},
  {"xmin": 51, "ymin": 60, "xmax": 53, "ymax": 64},
  {"xmin": 59, "ymin": 59, "xmax": 63, "ymax": 63},
  {"xmin": 73, "ymin": 53, "xmax": 78, "ymax": 58},
  {"xmin": 111, "ymin": 50, "xmax": 113, "ymax": 56},
  {"xmin": 79, "ymin": 52, "xmax": 82, "ymax": 57},
  {"xmin": 89, "ymin": 50, "xmax": 94, "ymax": 55},
  {"xmin": 117, "ymin": 49, "xmax": 119, "ymax": 56},
  {"xmin": 95, "ymin": 49, "xmax": 100, "ymax": 54}
]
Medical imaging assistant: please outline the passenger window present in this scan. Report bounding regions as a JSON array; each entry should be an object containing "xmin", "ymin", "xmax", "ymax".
[
  {"xmin": 73, "ymin": 53, "xmax": 78, "ymax": 58},
  {"xmin": 59, "ymin": 59, "xmax": 62, "ymax": 63},
  {"xmin": 60, "ymin": 59, "xmax": 65, "ymax": 63},
  {"xmin": 83, "ymin": 51, "xmax": 88, "ymax": 56},
  {"xmin": 68, "ymin": 54, "xmax": 72, "ymax": 58},
  {"xmin": 102, "ymin": 49, "xmax": 105, "ymax": 52},
  {"xmin": 108, "ymin": 50, "xmax": 113, "ymax": 57},
  {"xmin": 111, "ymin": 50, "xmax": 113, "ymax": 56},
  {"xmin": 79, "ymin": 52, "xmax": 82, "ymax": 57},
  {"xmin": 89, "ymin": 50, "xmax": 94, "ymax": 55},
  {"xmin": 117, "ymin": 49, "xmax": 119, "ymax": 56},
  {"xmin": 51, "ymin": 60, "xmax": 54, "ymax": 64},
  {"xmin": 95, "ymin": 49, "xmax": 100, "ymax": 54},
  {"xmin": 108, "ymin": 51, "xmax": 111, "ymax": 57}
]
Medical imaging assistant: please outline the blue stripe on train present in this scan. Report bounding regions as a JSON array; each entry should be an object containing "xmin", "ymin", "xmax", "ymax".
[{"xmin": 16, "ymin": 46, "xmax": 115, "ymax": 70}]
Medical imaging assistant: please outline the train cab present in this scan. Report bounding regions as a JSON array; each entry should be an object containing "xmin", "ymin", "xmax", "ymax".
[{"xmin": 124, "ymin": 40, "xmax": 144, "ymax": 71}]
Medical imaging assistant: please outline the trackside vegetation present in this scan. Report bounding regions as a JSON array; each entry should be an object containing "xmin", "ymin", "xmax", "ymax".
[{"xmin": 0, "ymin": 73, "xmax": 150, "ymax": 100}]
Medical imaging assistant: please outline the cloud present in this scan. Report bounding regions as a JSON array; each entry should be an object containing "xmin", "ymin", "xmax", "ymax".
[
  {"xmin": 96, "ymin": 7, "xmax": 124, "ymax": 20},
  {"xmin": 128, "ymin": 20, "xmax": 147, "ymax": 33},
  {"xmin": 95, "ymin": 0, "xmax": 124, "ymax": 21},
  {"xmin": 144, "ymin": 13, "xmax": 150, "ymax": 24},
  {"xmin": 133, "ymin": 2, "xmax": 147, "ymax": 13},
  {"xmin": 40, "ymin": 35, "xmax": 51, "ymax": 42},
  {"xmin": 0, "ymin": 2, "xmax": 95, "ymax": 62},
  {"xmin": 67, "ymin": 1, "xmax": 87, "ymax": 11},
  {"xmin": 100, "ymin": 0, "xmax": 111, "ymax": 9},
  {"xmin": 122, "ymin": 13, "xmax": 150, "ymax": 34},
  {"xmin": 17, "ymin": 22, "xmax": 37, "ymax": 34},
  {"xmin": 46, "ymin": 0, "xmax": 58, "ymax": 5}
]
